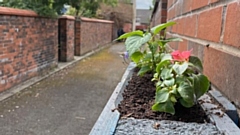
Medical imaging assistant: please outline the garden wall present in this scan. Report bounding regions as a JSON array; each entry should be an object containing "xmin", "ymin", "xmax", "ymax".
[
  {"xmin": 59, "ymin": 15, "xmax": 75, "ymax": 62},
  {"xmin": 153, "ymin": 0, "xmax": 240, "ymax": 108},
  {"xmin": 151, "ymin": 0, "xmax": 168, "ymax": 26},
  {"xmin": 0, "ymin": 7, "xmax": 58, "ymax": 92},
  {"xmin": 75, "ymin": 17, "xmax": 114, "ymax": 55}
]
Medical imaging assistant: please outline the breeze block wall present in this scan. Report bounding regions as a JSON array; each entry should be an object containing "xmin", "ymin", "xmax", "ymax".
[
  {"xmin": 166, "ymin": 0, "xmax": 240, "ymax": 107},
  {"xmin": 59, "ymin": 15, "xmax": 75, "ymax": 62},
  {"xmin": 0, "ymin": 7, "xmax": 58, "ymax": 92},
  {"xmin": 75, "ymin": 17, "xmax": 114, "ymax": 55}
]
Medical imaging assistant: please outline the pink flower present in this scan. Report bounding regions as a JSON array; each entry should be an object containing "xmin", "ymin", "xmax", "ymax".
[{"xmin": 171, "ymin": 49, "xmax": 192, "ymax": 62}]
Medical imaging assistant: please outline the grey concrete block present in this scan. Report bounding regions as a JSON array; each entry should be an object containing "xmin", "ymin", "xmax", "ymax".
[
  {"xmin": 199, "ymin": 94, "xmax": 240, "ymax": 135},
  {"xmin": 209, "ymin": 87, "xmax": 239, "ymax": 125},
  {"xmin": 89, "ymin": 63, "xmax": 135, "ymax": 135}
]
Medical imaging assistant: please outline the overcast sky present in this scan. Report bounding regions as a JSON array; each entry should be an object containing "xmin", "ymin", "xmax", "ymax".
[{"xmin": 136, "ymin": 0, "xmax": 153, "ymax": 9}]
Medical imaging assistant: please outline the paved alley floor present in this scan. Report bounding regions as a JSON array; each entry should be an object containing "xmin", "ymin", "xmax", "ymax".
[{"xmin": 0, "ymin": 43, "xmax": 128, "ymax": 135}]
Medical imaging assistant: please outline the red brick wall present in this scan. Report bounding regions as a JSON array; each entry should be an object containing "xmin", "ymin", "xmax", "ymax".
[
  {"xmin": 0, "ymin": 7, "xmax": 58, "ymax": 92},
  {"xmin": 59, "ymin": 15, "xmax": 75, "ymax": 62},
  {"xmin": 151, "ymin": 0, "xmax": 168, "ymax": 27},
  {"xmin": 75, "ymin": 17, "xmax": 114, "ymax": 55},
  {"xmin": 164, "ymin": 0, "xmax": 240, "ymax": 107},
  {"xmin": 75, "ymin": 20, "xmax": 81, "ymax": 56}
]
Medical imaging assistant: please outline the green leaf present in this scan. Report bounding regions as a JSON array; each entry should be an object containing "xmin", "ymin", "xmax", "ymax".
[
  {"xmin": 163, "ymin": 78, "xmax": 175, "ymax": 87},
  {"xmin": 172, "ymin": 62, "xmax": 188, "ymax": 75},
  {"xmin": 116, "ymin": 30, "xmax": 143, "ymax": 40},
  {"xmin": 152, "ymin": 100, "xmax": 175, "ymax": 115},
  {"xmin": 177, "ymin": 83, "xmax": 194, "ymax": 103},
  {"xmin": 170, "ymin": 86, "xmax": 178, "ymax": 95},
  {"xmin": 179, "ymin": 98, "xmax": 194, "ymax": 108},
  {"xmin": 156, "ymin": 60, "xmax": 170, "ymax": 74},
  {"xmin": 160, "ymin": 68, "xmax": 173, "ymax": 80},
  {"xmin": 161, "ymin": 53, "xmax": 172, "ymax": 62},
  {"xmin": 189, "ymin": 56, "xmax": 203, "ymax": 71},
  {"xmin": 175, "ymin": 76, "xmax": 185, "ymax": 84},
  {"xmin": 131, "ymin": 51, "xmax": 143, "ymax": 63},
  {"xmin": 150, "ymin": 42, "xmax": 159, "ymax": 54},
  {"xmin": 155, "ymin": 88, "xmax": 170, "ymax": 103},
  {"xmin": 138, "ymin": 65, "xmax": 151, "ymax": 76},
  {"xmin": 143, "ymin": 52, "xmax": 152, "ymax": 61},
  {"xmin": 156, "ymin": 81, "xmax": 162, "ymax": 87},
  {"xmin": 170, "ymin": 95, "xmax": 177, "ymax": 103},
  {"xmin": 151, "ymin": 21, "xmax": 176, "ymax": 35},
  {"xmin": 154, "ymin": 53, "xmax": 161, "ymax": 62},
  {"xmin": 125, "ymin": 33, "xmax": 152, "ymax": 56},
  {"xmin": 193, "ymin": 74, "xmax": 210, "ymax": 99}
]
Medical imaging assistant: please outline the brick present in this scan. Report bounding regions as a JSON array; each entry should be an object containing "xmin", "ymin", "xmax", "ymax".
[
  {"xmin": 59, "ymin": 18, "xmax": 75, "ymax": 62},
  {"xmin": 161, "ymin": 9, "xmax": 167, "ymax": 17},
  {"xmin": 175, "ymin": 1, "xmax": 182, "ymax": 17},
  {"xmin": 184, "ymin": 15, "xmax": 197, "ymax": 37},
  {"xmin": 187, "ymin": 41, "xmax": 204, "ymax": 61},
  {"xmin": 168, "ymin": 8, "xmax": 175, "ymax": 20},
  {"xmin": 178, "ymin": 39, "xmax": 188, "ymax": 51},
  {"xmin": 192, "ymin": 0, "xmax": 209, "ymax": 10},
  {"xmin": 210, "ymin": 0, "xmax": 219, "ymax": 4},
  {"xmin": 79, "ymin": 19, "xmax": 113, "ymax": 55},
  {"xmin": 0, "ymin": 7, "xmax": 37, "ymax": 17},
  {"xmin": 172, "ymin": 18, "xmax": 184, "ymax": 34},
  {"xmin": 0, "ymin": 12, "xmax": 58, "ymax": 93},
  {"xmin": 168, "ymin": 42, "xmax": 178, "ymax": 50},
  {"xmin": 168, "ymin": 0, "xmax": 174, "ymax": 9},
  {"xmin": 223, "ymin": 2, "xmax": 240, "ymax": 48},
  {"xmin": 182, "ymin": 0, "xmax": 192, "ymax": 14},
  {"xmin": 161, "ymin": 17, "xmax": 167, "ymax": 23},
  {"xmin": 197, "ymin": 7, "xmax": 223, "ymax": 42},
  {"xmin": 81, "ymin": 17, "xmax": 113, "ymax": 24},
  {"xmin": 203, "ymin": 47, "xmax": 240, "ymax": 108}
]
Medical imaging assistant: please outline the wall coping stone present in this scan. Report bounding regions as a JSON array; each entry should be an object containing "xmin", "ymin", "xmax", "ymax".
[
  {"xmin": 0, "ymin": 7, "xmax": 38, "ymax": 17},
  {"xmin": 81, "ymin": 17, "xmax": 114, "ymax": 24},
  {"xmin": 59, "ymin": 15, "xmax": 75, "ymax": 20}
]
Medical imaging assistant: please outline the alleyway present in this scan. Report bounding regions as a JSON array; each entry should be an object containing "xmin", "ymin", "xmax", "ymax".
[{"xmin": 0, "ymin": 43, "xmax": 127, "ymax": 135}]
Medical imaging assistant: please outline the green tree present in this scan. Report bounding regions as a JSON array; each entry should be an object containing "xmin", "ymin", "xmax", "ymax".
[
  {"xmin": 54, "ymin": 0, "xmax": 119, "ymax": 17},
  {"xmin": 0, "ymin": 0, "xmax": 56, "ymax": 17},
  {"xmin": 0, "ymin": 0, "xmax": 120, "ymax": 17}
]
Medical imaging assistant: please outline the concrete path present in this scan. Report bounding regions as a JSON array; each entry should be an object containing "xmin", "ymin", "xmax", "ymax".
[{"xmin": 0, "ymin": 43, "xmax": 127, "ymax": 135}]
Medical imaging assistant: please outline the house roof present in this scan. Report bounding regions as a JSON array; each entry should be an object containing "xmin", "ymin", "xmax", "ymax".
[{"xmin": 136, "ymin": 9, "xmax": 152, "ymax": 24}]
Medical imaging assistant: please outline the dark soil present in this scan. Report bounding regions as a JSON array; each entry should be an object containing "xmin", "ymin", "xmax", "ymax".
[{"xmin": 117, "ymin": 69, "xmax": 209, "ymax": 123}]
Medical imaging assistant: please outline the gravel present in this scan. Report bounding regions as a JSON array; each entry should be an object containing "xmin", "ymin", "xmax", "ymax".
[{"xmin": 114, "ymin": 118, "xmax": 223, "ymax": 135}]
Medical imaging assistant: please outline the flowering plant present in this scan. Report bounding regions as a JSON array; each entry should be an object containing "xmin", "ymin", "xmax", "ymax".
[
  {"xmin": 152, "ymin": 50, "xmax": 209, "ymax": 114},
  {"xmin": 117, "ymin": 22, "xmax": 210, "ymax": 115}
]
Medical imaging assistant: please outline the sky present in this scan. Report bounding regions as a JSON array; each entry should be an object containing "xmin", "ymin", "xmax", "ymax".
[{"xmin": 136, "ymin": 0, "xmax": 153, "ymax": 9}]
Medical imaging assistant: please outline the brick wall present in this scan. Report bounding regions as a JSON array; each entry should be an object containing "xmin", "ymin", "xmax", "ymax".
[
  {"xmin": 151, "ymin": 0, "xmax": 168, "ymax": 27},
  {"xmin": 162, "ymin": 0, "xmax": 240, "ymax": 107},
  {"xmin": 0, "ymin": 7, "xmax": 58, "ymax": 92},
  {"xmin": 75, "ymin": 17, "xmax": 114, "ymax": 55},
  {"xmin": 59, "ymin": 15, "xmax": 75, "ymax": 62}
]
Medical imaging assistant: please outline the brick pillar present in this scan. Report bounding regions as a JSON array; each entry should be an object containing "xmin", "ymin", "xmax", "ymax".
[
  {"xmin": 74, "ymin": 19, "xmax": 81, "ymax": 56},
  {"xmin": 59, "ymin": 15, "xmax": 75, "ymax": 62}
]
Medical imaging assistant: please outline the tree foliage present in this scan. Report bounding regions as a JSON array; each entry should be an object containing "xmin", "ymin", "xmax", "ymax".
[
  {"xmin": 0, "ymin": 0, "xmax": 119, "ymax": 17},
  {"xmin": 0, "ymin": 0, "xmax": 57, "ymax": 17}
]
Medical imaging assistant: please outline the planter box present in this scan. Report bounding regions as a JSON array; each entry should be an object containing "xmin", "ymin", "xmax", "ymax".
[{"xmin": 90, "ymin": 63, "xmax": 240, "ymax": 135}]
